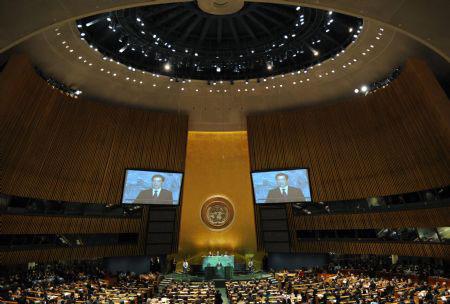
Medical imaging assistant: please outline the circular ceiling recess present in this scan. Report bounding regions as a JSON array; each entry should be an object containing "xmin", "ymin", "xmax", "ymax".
[
  {"xmin": 197, "ymin": 0, "xmax": 245, "ymax": 15},
  {"xmin": 77, "ymin": 2, "xmax": 362, "ymax": 81}
]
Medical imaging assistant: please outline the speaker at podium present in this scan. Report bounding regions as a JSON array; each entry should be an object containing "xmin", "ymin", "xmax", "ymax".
[
  {"xmin": 224, "ymin": 266, "xmax": 233, "ymax": 279},
  {"xmin": 205, "ymin": 266, "xmax": 215, "ymax": 280}
]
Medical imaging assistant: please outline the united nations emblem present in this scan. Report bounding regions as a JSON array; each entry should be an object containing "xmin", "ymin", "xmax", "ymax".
[{"xmin": 201, "ymin": 196, "xmax": 234, "ymax": 230}]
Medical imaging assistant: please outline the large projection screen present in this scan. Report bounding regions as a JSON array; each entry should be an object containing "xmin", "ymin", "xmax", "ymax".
[
  {"xmin": 122, "ymin": 169, "xmax": 183, "ymax": 205},
  {"xmin": 251, "ymin": 169, "xmax": 312, "ymax": 204}
]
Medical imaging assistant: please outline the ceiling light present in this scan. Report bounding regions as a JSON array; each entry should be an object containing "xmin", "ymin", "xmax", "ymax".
[
  {"xmin": 360, "ymin": 85, "xmax": 368, "ymax": 92},
  {"xmin": 119, "ymin": 45, "xmax": 127, "ymax": 53},
  {"xmin": 164, "ymin": 62, "xmax": 171, "ymax": 71}
]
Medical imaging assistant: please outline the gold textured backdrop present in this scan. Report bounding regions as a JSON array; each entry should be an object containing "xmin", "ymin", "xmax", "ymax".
[{"xmin": 178, "ymin": 131, "xmax": 257, "ymax": 255}]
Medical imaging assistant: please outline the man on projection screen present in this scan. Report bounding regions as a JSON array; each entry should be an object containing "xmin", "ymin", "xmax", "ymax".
[
  {"xmin": 265, "ymin": 173, "xmax": 305, "ymax": 203},
  {"xmin": 134, "ymin": 174, "xmax": 173, "ymax": 204}
]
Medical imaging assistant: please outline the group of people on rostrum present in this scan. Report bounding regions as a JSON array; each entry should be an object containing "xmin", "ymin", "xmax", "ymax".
[{"xmin": 1, "ymin": 259, "xmax": 448, "ymax": 304}]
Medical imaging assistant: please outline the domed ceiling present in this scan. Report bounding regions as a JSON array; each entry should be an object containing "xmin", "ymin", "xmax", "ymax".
[
  {"xmin": 76, "ymin": 2, "xmax": 362, "ymax": 80},
  {"xmin": 6, "ymin": 1, "xmax": 448, "ymax": 131}
]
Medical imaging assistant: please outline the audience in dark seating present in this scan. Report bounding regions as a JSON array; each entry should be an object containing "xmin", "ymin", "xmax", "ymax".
[
  {"xmin": 1, "ymin": 259, "xmax": 448, "ymax": 304},
  {"xmin": 0, "ymin": 262, "xmax": 159, "ymax": 303}
]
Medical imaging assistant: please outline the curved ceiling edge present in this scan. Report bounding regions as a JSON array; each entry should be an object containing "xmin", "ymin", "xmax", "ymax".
[{"xmin": 1, "ymin": 0, "xmax": 449, "ymax": 62}]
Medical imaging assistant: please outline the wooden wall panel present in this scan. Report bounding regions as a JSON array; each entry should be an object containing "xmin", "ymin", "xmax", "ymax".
[
  {"xmin": 0, "ymin": 55, "xmax": 188, "ymax": 205},
  {"xmin": 247, "ymin": 58, "xmax": 450, "ymax": 202},
  {"xmin": 0, "ymin": 54, "xmax": 188, "ymax": 262},
  {"xmin": 248, "ymin": 58, "xmax": 450, "ymax": 256},
  {"xmin": 1, "ymin": 244, "xmax": 140, "ymax": 265},
  {"xmin": 291, "ymin": 206, "xmax": 450, "ymax": 230},
  {"xmin": 2, "ymin": 214, "xmax": 143, "ymax": 234},
  {"xmin": 294, "ymin": 240, "xmax": 449, "ymax": 259}
]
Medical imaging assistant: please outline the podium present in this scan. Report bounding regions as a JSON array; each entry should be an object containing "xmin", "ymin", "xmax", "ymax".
[
  {"xmin": 224, "ymin": 266, "xmax": 233, "ymax": 279},
  {"xmin": 202, "ymin": 255, "xmax": 234, "ymax": 279}
]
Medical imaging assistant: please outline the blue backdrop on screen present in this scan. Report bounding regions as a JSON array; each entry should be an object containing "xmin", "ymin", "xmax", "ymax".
[
  {"xmin": 251, "ymin": 169, "xmax": 311, "ymax": 204},
  {"xmin": 122, "ymin": 170, "xmax": 183, "ymax": 205}
]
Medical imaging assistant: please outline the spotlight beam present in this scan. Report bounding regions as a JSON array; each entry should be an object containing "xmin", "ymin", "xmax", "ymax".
[{"xmin": 85, "ymin": 18, "xmax": 102, "ymax": 27}]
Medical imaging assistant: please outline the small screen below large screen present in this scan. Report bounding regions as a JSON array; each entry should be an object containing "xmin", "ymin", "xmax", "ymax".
[
  {"xmin": 122, "ymin": 170, "xmax": 183, "ymax": 205},
  {"xmin": 251, "ymin": 169, "xmax": 312, "ymax": 204}
]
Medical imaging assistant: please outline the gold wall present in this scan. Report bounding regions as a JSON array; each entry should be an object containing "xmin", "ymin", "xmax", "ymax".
[{"xmin": 178, "ymin": 132, "xmax": 257, "ymax": 255}]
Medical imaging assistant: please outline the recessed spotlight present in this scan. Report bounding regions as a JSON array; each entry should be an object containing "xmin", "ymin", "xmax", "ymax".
[
  {"xmin": 354, "ymin": 88, "xmax": 359, "ymax": 93},
  {"xmin": 360, "ymin": 85, "xmax": 368, "ymax": 92},
  {"xmin": 164, "ymin": 62, "xmax": 171, "ymax": 71}
]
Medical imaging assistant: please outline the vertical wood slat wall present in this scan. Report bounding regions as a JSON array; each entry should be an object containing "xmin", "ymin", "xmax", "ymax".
[
  {"xmin": 247, "ymin": 58, "xmax": 450, "ymax": 203},
  {"xmin": 295, "ymin": 241, "xmax": 449, "ymax": 258},
  {"xmin": 2, "ymin": 245, "xmax": 140, "ymax": 265},
  {"xmin": 0, "ymin": 55, "xmax": 188, "ymax": 264},
  {"xmin": 291, "ymin": 206, "xmax": 450, "ymax": 230},
  {"xmin": 0, "ymin": 55, "xmax": 188, "ymax": 204},
  {"xmin": 2, "ymin": 214, "xmax": 142, "ymax": 234},
  {"xmin": 247, "ymin": 58, "xmax": 450, "ymax": 255}
]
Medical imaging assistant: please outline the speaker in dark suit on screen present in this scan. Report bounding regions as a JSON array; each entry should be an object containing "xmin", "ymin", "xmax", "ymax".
[
  {"xmin": 265, "ymin": 173, "xmax": 305, "ymax": 203},
  {"xmin": 134, "ymin": 174, "xmax": 174, "ymax": 204}
]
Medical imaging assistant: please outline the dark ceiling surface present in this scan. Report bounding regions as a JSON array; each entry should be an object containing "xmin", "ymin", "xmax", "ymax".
[{"xmin": 77, "ymin": 2, "xmax": 362, "ymax": 80}]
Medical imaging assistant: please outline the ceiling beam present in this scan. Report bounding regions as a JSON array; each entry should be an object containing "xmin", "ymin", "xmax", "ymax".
[
  {"xmin": 217, "ymin": 18, "xmax": 223, "ymax": 44},
  {"xmin": 142, "ymin": 4, "xmax": 179, "ymax": 19},
  {"xmin": 253, "ymin": 10, "xmax": 284, "ymax": 28},
  {"xmin": 239, "ymin": 18, "xmax": 257, "ymax": 41},
  {"xmin": 154, "ymin": 9, "xmax": 185, "ymax": 27},
  {"xmin": 228, "ymin": 18, "xmax": 240, "ymax": 45},
  {"xmin": 180, "ymin": 15, "xmax": 204, "ymax": 42},
  {"xmin": 247, "ymin": 12, "xmax": 273, "ymax": 36},
  {"xmin": 260, "ymin": 5, "xmax": 294, "ymax": 19},
  {"xmin": 166, "ymin": 12, "xmax": 195, "ymax": 34},
  {"xmin": 198, "ymin": 18, "xmax": 213, "ymax": 45}
]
